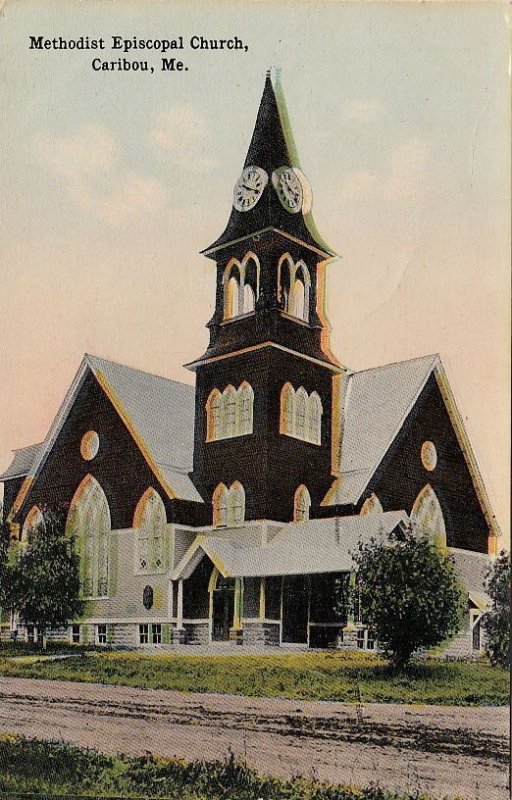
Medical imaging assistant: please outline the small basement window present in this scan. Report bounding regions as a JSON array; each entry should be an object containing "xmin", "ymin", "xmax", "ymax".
[
  {"xmin": 139, "ymin": 624, "xmax": 149, "ymax": 645},
  {"xmin": 96, "ymin": 624, "xmax": 107, "ymax": 645}
]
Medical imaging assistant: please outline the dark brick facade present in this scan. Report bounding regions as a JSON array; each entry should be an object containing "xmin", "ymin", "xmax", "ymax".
[
  {"xmin": 191, "ymin": 347, "xmax": 336, "ymax": 521},
  {"xmin": 13, "ymin": 369, "xmax": 206, "ymax": 531},
  {"xmin": 360, "ymin": 374, "xmax": 489, "ymax": 553}
]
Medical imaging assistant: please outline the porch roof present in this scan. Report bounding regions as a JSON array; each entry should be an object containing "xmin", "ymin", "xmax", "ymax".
[{"xmin": 171, "ymin": 511, "xmax": 409, "ymax": 579}]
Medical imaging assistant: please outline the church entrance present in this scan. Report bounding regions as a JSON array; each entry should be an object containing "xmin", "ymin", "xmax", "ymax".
[
  {"xmin": 281, "ymin": 575, "xmax": 308, "ymax": 643},
  {"xmin": 212, "ymin": 576, "xmax": 236, "ymax": 641}
]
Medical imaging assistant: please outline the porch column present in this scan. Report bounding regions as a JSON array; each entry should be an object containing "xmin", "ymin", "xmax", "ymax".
[
  {"xmin": 341, "ymin": 571, "xmax": 358, "ymax": 649},
  {"xmin": 176, "ymin": 579, "xmax": 184, "ymax": 628},
  {"xmin": 259, "ymin": 577, "xmax": 266, "ymax": 620},
  {"xmin": 229, "ymin": 578, "xmax": 243, "ymax": 644}
]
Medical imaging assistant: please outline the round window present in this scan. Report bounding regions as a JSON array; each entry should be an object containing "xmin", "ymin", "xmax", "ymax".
[
  {"xmin": 421, "ymin": 441, "xmax": 438, "ymax": 471},
  {"xmin": 80, "ymin": 431, "xmax": 100, "ymax": 461},
  {"xmin": 143, "ymin": 585, "xmax": 154, "ymax": 610}
]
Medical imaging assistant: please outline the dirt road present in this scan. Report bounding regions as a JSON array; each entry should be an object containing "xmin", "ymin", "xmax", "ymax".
[{"xmin": 0, "ymin": 677, "xmax": 508, "ymax": 799}]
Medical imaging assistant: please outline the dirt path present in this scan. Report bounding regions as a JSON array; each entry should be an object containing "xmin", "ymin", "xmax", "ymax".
[{"xmin": 0, "ymin": 677, "xmax": 508, "ymax": 800}]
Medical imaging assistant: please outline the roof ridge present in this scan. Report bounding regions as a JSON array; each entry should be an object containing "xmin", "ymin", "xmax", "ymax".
[
  {"xmin": 85, "ymin": 353, "xmax": 194, "ymax": 390},
  {"xmin": 12, "ymin": 442, "xmax": 44, "ymax": 453},
  {"xmin": 350, "ymin": 353, "xmax": 439, "ymax": 378}
]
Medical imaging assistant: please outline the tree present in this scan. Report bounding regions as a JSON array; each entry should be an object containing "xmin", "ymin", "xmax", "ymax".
[
  {"xmin": 483, "ymin": 550, "xmax": 510, "ymax": 669},
  {"xmin": 8, "ymin": 509, "xmax": 84, "ymax": 647},
  {"xmin": 352, "ymin": 528, "xmax": 466, "ymax": 667}
]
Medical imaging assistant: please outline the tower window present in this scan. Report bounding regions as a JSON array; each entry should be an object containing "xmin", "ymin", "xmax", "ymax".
[
  {"xmin": 213, "ymin": 482, "xmax": 245, "ymax": 527},
  {"xmin": 206, "ymin": 383, "xmax": 254, "ymax": 441},
  {"xmin": 278, "ymin": 255, "xmax": 310, "ymax": 321},
  {"xmin": 294, "ymin": 485, "xmax": 311, "ymax": 522},
  {"xmin": 223, "ymin": 254, "xmax": 260, "ymax": 320},
  {"xmin": 279, "ymin": 383, "xmax": 322, "ymax": 445}
]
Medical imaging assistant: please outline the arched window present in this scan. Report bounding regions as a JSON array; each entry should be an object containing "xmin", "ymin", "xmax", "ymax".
[
  {"xmin": 294, "ymin": 485, "xmax": 311, "ymax": 522},
  {"xmin": 224, "ymin": 385, "xmax": 237, "ymax": 438},
  {"xmin": 277, "ymin": 254, "xmax": 293, "ymax": 311},
  {"xmin": 291, "ymin": 279, "xmax": 306, "ymax": 320},
  {"xmin": 243, "ymin": 283, "xmax": 255, "ymax": 313},
  {"xmin": 227, "ymin": 482, "xmax": 245, "ymax": 527},
  {"xmin": 213, "ymin": 483, "xmax": 228, "ymax": 527},
  {"xmin": 307, "ymin": 392, "xmax": 323, "ymax": 445},
  {"xmin": 411, "ymin": 484, "xmax": 447, "ymax": 548},
  {"xmin": 21, "ymin": 505, "xmax": 45, "ymax": 546},
  {"xmin": 295, "ymin": 387, "xmax": 308, "ymax": 440},
  {"xmin": 360, "ymin": 494, "xmax": 384, "ymax": 516},
  {"xmin": 225, "ymin": 274, "xmax": 240, "ymax": 320},
  {"xmin": 238, "ymin": 382, "xmax": 254, "ymax": 435},
  {"xmin": 133, "ymin": 488, "xmax": 167, "ymax": 573},
  {"xmin": 65, "ymin": 475, "xmax": 111, "ymax": 598},
  {"xmin": 206, "ymin": 383, "xmax": 253, "ymax": 441},
  {"xmin": 280, "ymin": 383, "xmax": 295, "ymax": 435},
  {"xmin": 206, "ymin": 389, "xmax": 222, "ymax": 442},
  {"xmin": 243, "ymin": 253, "xmax": 260, "ymax": 307}
]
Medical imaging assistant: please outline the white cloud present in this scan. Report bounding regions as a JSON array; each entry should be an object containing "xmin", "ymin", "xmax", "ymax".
[
  {"xmin": 151, "ymin": 103, "xmax": 216, "ymax": 173},
  {"xmin": 342, "ymin": 137, "xmax": 429, "ymax": 202},
  {"xmin": 32, "ymin": 124, "xmax": 169, "ymax": 227}
]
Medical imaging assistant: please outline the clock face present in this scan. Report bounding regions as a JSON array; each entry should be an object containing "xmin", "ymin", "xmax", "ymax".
[
  {"xmin": 273, "ymin": 167, "xmax": 303, "ymax": 213},
  {"xmin": 233, "ymin": 166, "xmax": 268, "ymax": 212}
]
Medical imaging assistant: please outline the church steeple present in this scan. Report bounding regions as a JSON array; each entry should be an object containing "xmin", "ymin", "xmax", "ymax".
[
  {"xmin": 203, "ymin": 71, "xmax": 334, "ymax": 258},
  {"xmin": 189, "ymin": 71, "xmax": 342, "ymax": 522}
]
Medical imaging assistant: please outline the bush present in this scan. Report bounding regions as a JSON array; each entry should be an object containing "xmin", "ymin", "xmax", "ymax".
[
  {"xmin": 352, "ymin": 529, "xmax": 466, "ymax": 667},
  {"xmin": 483, "ymin": 550, "xmax": 511, "ymax": 669}
]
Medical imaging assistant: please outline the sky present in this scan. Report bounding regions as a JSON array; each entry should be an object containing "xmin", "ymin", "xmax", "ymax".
[{"xmin": 0, "ymin": 1, "xmax": 510, "ymax": 540}]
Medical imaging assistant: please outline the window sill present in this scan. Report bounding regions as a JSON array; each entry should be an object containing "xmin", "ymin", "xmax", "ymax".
[
  {"xmin": 134, "ymin": 570, "xmax": 167, "ymax": 577},
  {"xmin": 280, "ymin": 431, "xmax": 321, "ymax": 447},
  {"xmin": 206, "ymin": 431, "xmax": 253, "ymax": 443},
  {"xmin": 221, "ymin": 311, "xmax": 256, "ymax": 325},
  {"xmin": 81, "ymin": 595, "xmax": 109, "ymax": 601}
]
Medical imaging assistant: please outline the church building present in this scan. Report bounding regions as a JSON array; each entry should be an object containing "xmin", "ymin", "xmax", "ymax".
[{"xmin": 1, "ymin": 74, "xmax": 499, "ymax": 654}]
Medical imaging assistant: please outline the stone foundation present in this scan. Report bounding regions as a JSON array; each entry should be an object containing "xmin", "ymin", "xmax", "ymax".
[
  {"xmin": 183, "ymin": 622, "xmax": 209, "ymax": 645},
  {"xmin": 339, "ymin": 625, "xmax": 358, "ymax": 649},
  {"xmin": 243, "ymin": 621, "xmax": 280, "ymax": 646}
]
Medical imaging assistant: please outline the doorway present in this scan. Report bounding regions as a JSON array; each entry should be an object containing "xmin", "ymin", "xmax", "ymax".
[
  {"xmin": 212, "ymin": 576, "xmax": 236, "ymax": 641},
  {"xmin": 281, "ymin": 575, "xmax": 308, "ymax": 643}
]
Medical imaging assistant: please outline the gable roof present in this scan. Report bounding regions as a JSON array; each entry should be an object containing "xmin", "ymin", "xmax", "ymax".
[
  {"xmin": 0, "ymin": 442, "xmax": 44, "ymax": 481},
  {"xmin": 449, "ymin": 547, "xmax": 492, "ymax": 609},
  {"xmin": 172, "ymin": 511, "xmax": 409, "ymax": 579},
  {"xmin": 4, "ymin": 355, "xmax": 203, "ymax": 518},
  {"xmin": 323, "ymin": 355, "xmax": 499, "ymax": 539},
  {"xmin": 324, "ymin": 354, "xmax": 438, "ymax": 506},
  {"xmin": 86, "ymin": 355, "xmax": 195, "ymax": 473}
]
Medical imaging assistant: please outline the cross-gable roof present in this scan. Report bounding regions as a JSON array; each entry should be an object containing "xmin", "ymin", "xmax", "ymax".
[
  {"xmin": 172, "ymin": 511, "xmax": 409, "ymax": 579},
  {"xmin": 325, "ymin": 354, "xmax": 438, "ymax": 505},
  {"xmin": 3, "ymin": 354, "xmax": 202, "ymax": 519},
  {"xmin": 0, "ymin": 442, "xmax": 44, "ymax": 481},
  {"xmin": 323, "ymin": 354, "xmax": 499, "ymax": 539}
]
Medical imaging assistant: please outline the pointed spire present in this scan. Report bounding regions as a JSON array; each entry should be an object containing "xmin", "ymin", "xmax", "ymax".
[
  {"xmin": 202, "ymin": 70, "xmax": 335, "ymax": 258},
  {"xmin": 242, "ymin": 70, "xmax": 296, "ymax": 174}
]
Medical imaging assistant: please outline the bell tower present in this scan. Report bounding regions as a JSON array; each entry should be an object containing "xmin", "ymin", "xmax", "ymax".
[{"xmin": 187, "ymin": 71, "xmax": 343, "ymax": 524}]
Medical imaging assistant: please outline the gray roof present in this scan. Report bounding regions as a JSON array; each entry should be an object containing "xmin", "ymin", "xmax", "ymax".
[
  {"xmin": 326, "ymin": 354, "xmax": 439, "ymax": 505},
  {"xmin": 0, "ymin": 443, "xmax": 44, "ymax": 480},
  {"xmin": 0, "ymin": 355, "xmax": 202, "ymax": 504},
  {"xmin": 86, "ymin": 355, "xmax": 203, "ymax": 502},
  {"xmin": 173, "ymin": 511, "xmax": 409, "ymax": 579},
  {"xmin": 449, "ymin": 547, "xmax": 491, "ymax": 608}
]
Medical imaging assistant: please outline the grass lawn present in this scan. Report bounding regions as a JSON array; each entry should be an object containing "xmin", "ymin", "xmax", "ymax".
[
  {"xmin": 0, "ymin": 647, "xmax": 507, "ymax": 705},
  {"xmin": 0, "ymin": 734, "xmax": 440, "ymax": 799}
]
